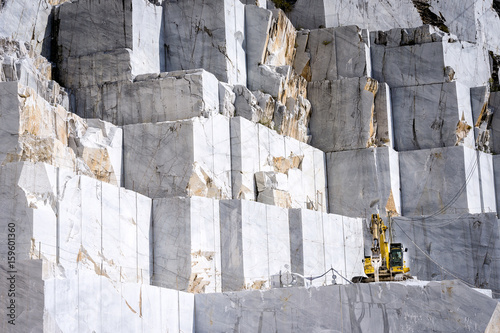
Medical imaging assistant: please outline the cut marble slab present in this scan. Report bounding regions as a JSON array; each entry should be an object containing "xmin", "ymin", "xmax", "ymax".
[
  {"xmin": 0, "ymin": 162, "xmax": 151, "ymax": 284},
  {"xmin": 308, "ymin": 77, "xmax": 386, "ymax": 152},
  {"xmin": 493, "ymin": 155, "xmax": 500, "ymax": 213},
  {"xmin": 295, "ymin": 26, "xmax": 371, "ymax": 82},
  {"xmin": 56, "ymin": 0, "xmax": 163, "ymax": 82},
  {"xmin": 399, "ymin": 146, "xmax": 482, "ymax": 216},
  {"xmin": 371, "ymin": 38, "xmax": 491, "ymax": 88},
  {"xmin": 391, "ymin": 81, "xmax": 475, "ymax": 151},
  {"xmin": 0, "ymin": 82, "xmax": 122, "ymax": 186},
  {"xmin": 60, "ymin": 49, "xmax": 134, "ymax": 89},
  {"xmin": 219, "ymin": 199, "xmax": 290, "ymax": 291},
  {"xmin": 393, "ymin": 212, "xmax": 500, "ymax": 295},
  {"xmin": 478, "ymin": 151, "xmax": 497, "ymax": 213},
  {"xmin": 289, "ymin": 209, "xmax": 364, "ymax": 286},
  {"xmin": 123, "ymin": 115, "xmax": 231, "ymax": 199},
  {"xmin": 326, "ymin": 147, "xmax": 402, "ymax": 219},
  {"xmin": 73, "ymin": 69, "xmax": 220, "ymax": 126},
  {"xmin": 490, "ymin": 91, "xmax": 500, "ymax": 154},
  {"xmin": 152, "ymin": 196, "xmax": 221, "ymax": 293},
  {"xmin": 0, "ymin": 260, "xmax": 194, "ymax": 332},
  {"xmin": 288, "ymin": 0, "xmax": 500, "ymax": 53},
  {"xmin": 163, "ymin": 0, "xmax": 246, "ymax": 85},
  {"xmin": 288, "ymin": 0, "xmax": 422, "ymax": 33},
  {"xmin": 194, "ymin": 280, "xmax": 498, "ymax": 332},
  {"xmin": 230, "ymin": 116, "xmax": 327, "ymax": 212}
]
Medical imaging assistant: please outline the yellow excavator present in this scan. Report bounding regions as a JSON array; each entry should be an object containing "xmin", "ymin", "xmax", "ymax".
[{"xmin": 352, "ymin": 214, "xmax": 411, "ymax": 283}]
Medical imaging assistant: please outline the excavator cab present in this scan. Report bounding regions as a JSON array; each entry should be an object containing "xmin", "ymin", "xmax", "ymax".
[{"xmin": 389, "ymin": 243, "xmax": 404, "ymax": 268}]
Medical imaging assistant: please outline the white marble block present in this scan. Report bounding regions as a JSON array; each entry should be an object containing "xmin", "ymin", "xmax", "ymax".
[
  {"xmin": 0, "ymin": 82, "xmax": 122, "ymax": 186},
  {"xmin": 371, "ymin": 37, "xmax": 490, "ymax": 89},
  {"xmin": 477, "ymin": 151, "xmax": 496, "ymax": 213},
  {"xmin": 62, "ymin": 49, "xmax": 134, "ymax": 88},
  {"xmin": 219, "ymin": 200, "xmax": 290, "ymax": 291},
  {"xmin": 288, "ymin": 0, "xmax": 422, "ymax": 33},
  {"xmin": 152, "ymin": 196, "xmax": 221, "ymax": 293},
  {"xmin": 163, "ymin": 0, "xmax": 246, "ymax": 85},
  {"xmin": 0, "ymin": 162, "xmax": 151, "ymax": 284},
  {"xmin": 289, "ymin": 0, "xmax": 500, "ymax": 54},
  {"xmin": 230, "ymin": 116, "xmax": 327, "ymax": 211},
  {"xmin": 57, "ymin": 0, "xmax": 163, "ymax": 85},
  {"xmin": 1, "ymin": 263, "xmax": 195, "ymax": 333},
  {"xmin": 123, "ymin": 115, "xmax": 232, "ymax": 199},
  {"xmin": 308, "ymin": 77, "xmax": 383, "ymax": 152},
  {"xmin": 295, "ymin": 26, "xmax": 371, "ymax": 82},
  {"xmin": 399, "ymin": 146, "xmax": 482, "ymax": 216},
  {"xmin": 393, "ymin": 212, "xmax": 500, "ymax": 293},
  {"xmin": 289, "ymin": 209, "xmax": 364, "ymax": 286},
  {"xmin": 73, "ymin": 69, "xmax": 220, "ymax": 126},
  {"xmin": 490, "ymin": 91, "xmax": 500, "ymax": 154},
  {"xmin": 326, "ymin": 147, "xmax": 402, "ymax": 219},
  {"xmin": 492, "ymin": 155, "xmax": 500, "ymax": 214},
  {"xmin": 391, "ymin": 81, "xmax": 475, "ymax": 151}
]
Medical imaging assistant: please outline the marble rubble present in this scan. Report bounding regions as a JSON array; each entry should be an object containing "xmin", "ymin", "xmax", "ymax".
[{"xmin": 1, "ymin": 0, "xmax": 500, "ymax": 331}]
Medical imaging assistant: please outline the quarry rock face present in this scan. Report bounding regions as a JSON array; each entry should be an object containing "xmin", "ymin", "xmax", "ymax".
[{"xmin": 1, "ymin": 0, "xmax": 500, "ymax": 332}]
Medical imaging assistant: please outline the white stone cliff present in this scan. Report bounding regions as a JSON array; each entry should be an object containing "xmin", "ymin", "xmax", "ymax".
[{"xmin": 0, "ymin": 0, "xmax": 500, "ymax": 332}]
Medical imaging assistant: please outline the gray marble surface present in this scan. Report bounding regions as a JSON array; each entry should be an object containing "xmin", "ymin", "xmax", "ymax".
[
  {"xmin": 219, "ymin": 199, "xmax": 290, "ymax": 291},
  {"xmin": 57, "ymin": 0, "xmax": 163, "ymax": 77},
  {"xmin": 123, "ymin": 115, "xmax": 232, "ymax": 199},
  {"xmin": 308, "ymin": 77, "xmax": 378, "ymax": 152},
  {"xmin": 152, "ymin": 197, "xmax": 221, "ymax": 293},
  {"xmin": 295, "ymin": 26, "xmax": 370, "ymax": 82},
  {"xmin": 73, "ymin": 69, "xmax": 220, "ymax": 126},
  {"xmin": 391, "ymin": 81, "xmax": 475, "ymax": 151},
  {"xmin": 399, "ymin": 146, "xmax": 483, "ymax": 216},
  {"xmin": 327, "ymin": 147, "xmax": 401, "ymax": 219},
  {"xmin": 163, "ymin": 0, "xmax": 246, "ymax": 85},
  {"xmin": 393, "ymin": 212, "xmax": 500, "ymax": 295},
  {"xmin": 194, "ymin": 280, "xmax": 498, "ymax": 332}
]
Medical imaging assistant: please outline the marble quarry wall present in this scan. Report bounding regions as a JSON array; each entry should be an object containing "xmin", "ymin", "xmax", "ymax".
[{"xmin": 1, "ymin": 0, "xmax": 500, "ymax": 331}]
